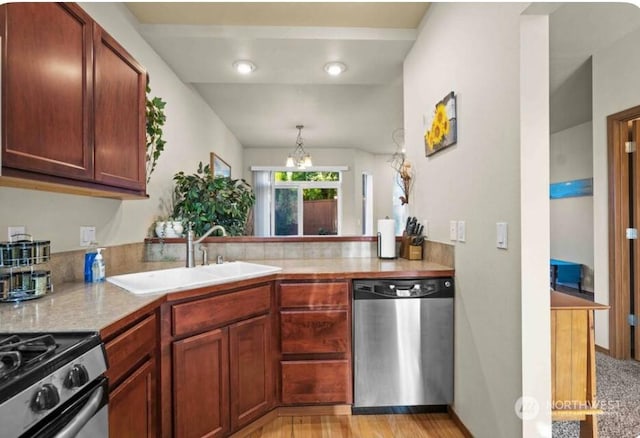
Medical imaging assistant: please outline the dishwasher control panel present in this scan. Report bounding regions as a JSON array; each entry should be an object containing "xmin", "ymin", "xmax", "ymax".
[{"xmin": 353, "ymin": 277, "xmax": 454, "ymax": 299}]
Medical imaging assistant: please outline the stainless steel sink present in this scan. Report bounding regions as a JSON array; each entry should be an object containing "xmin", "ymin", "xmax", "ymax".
[{"xmin": 107, "ymin": 261, "xmax": 282, "ymax": 295}]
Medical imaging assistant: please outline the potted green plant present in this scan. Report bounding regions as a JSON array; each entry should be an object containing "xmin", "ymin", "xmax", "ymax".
[{"xmin": 173, "ymin": 162, "xmax": 255, "ymax": 236}]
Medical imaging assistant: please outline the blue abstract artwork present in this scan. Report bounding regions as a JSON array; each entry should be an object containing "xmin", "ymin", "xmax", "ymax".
[{"xmin": 550, "ymin": 178, "xmax": 593, "ymax": 199}]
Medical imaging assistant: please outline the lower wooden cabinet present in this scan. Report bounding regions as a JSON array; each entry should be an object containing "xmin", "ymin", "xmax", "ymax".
[
  {"xmin": 109, "ymin": 359, "xmax": 157, "ymax": 438},
  {"xmin": 173, "ymin": 329, "xmax": 230, "ymax": 438},
  {"xmin": 279, "ymin": 281, "xmax": 352, "ymax": 405},
  {"xmin": 281, "ymin": 360, "xmax": 351, "ymax": 404},
  {"xmin": 171, "ymin": 309, "xmax": 273, "ymax": 438},
  {"xmin": 280, "ymin": 310, "xmax": 348, "ymax": 354},
  {"xmin": 104, "ymin": 313, "xmax": 158, "ymax": 438},
  {"xmin": 229, "ymin": 314, "xmax": 273, "ymax": 430}
]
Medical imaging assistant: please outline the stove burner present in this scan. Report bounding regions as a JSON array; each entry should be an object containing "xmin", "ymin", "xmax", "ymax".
[
  {"xmin": 0, "ymin": 351, "xmax": 21, "ymax": 379},
  {"xmin": 0, "ymin": 334, "xmax": 57, "ymax": 378}
]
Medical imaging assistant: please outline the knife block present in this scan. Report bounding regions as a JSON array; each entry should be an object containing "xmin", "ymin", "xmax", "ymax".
[{"xmin": 400, "ymin": 235, "xmax": 423, "ymax": 260}]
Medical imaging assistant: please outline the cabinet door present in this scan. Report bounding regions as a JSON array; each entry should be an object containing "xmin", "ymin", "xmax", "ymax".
[
  {"xmin": 93, "ymin": 24, "xmax": 146, "ymax": 191},
  {"xmin": 173, "ymin": 329, "xmax": 229, "ymax": 438},
  {"xmin": 2, "ymin": 3, "xmax": 93, "ymax": 180},
  {"xmin": 229, "ymin": 314, "xmax": 273, "ymax": 431},
  {"xmin": 109, "ymin": 359, "xmax": 157, "ymax": 438}
]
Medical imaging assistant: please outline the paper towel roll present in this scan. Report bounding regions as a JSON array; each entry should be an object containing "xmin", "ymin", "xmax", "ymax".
[{"xmin": 377, "ymin": 219, "xmax": 396, "ymax": 259}]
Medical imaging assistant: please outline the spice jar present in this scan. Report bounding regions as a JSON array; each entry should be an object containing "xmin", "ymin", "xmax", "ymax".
[
  {"xmin": 34, "ymin": 241, "xmax": 50, "ymax": 264},
  {"xmin": 0, "ymin": 242, "xmax": 10, "ymax": 267},
  {"xmin": 0, "ymin": 274, "xmax": 10, "ymax": 299},
  {"xmin": 17, "ymin": 241, "xmax": 34, "ymax": 266},
  {"xmin": 32, "ymin": 271, "xmax": 49, "ymax": 297},
  {"xmin": 19, "ymin": 271, "xmax": 32, "ymax": 291}
]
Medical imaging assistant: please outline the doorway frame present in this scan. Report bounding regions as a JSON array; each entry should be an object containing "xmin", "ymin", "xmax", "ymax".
[{"xmin": 607, "ymin": 104, "xmax": 640, "ymax": 359}]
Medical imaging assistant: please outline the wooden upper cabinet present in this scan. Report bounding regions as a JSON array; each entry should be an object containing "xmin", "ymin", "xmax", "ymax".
[
  {"xmin": 0, "ymin": 3, "xmax": 147, "ymax": 196},
  {"xmin": 93, "ymin": 24, "xmax": 146, "ymax": 191},
  {"xmin": 2, "ymin": 3, "xmax": 94, "ymax": 180}
]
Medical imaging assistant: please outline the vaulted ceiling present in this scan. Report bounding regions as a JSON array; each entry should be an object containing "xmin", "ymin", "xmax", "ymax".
[
  {"xmin": 126, "ymin": 2, "xmax": 429, "ymax": 154},
  {"xmin": 125, "ymin": 2, "xmax": 640, "ymax": 154}
]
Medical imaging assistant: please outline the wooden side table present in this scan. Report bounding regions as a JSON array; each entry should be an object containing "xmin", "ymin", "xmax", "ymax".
[{"xmin": 551, "ymin": 291, "xmax": 608, "ymax": 438}]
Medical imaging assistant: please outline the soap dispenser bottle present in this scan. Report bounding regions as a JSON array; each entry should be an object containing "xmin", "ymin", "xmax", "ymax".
[
  {"xmin": 84, "ymin": 242, "xmax": 97, "ymax": 283},
  {"xmin": 92, "ymin": 248, "xmax": 106, "ymax": 282}
]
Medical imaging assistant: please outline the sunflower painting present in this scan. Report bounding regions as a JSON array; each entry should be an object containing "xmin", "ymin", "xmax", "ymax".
[{"xmin": 424, "ymin": 91, "xmax": 457, "ymax": 156}]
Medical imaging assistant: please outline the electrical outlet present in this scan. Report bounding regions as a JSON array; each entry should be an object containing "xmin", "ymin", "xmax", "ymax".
[
  {"xmin": 8, "ymin": 226, "xmax": 26, "ymax": 240},
  {"xmin": 449, "ymin": 221, "xmax": 458, "ymax": 241},
  {"xmin": 457, "ymin": 221, "xmax": 466, "ymax": 242},
  {"xmin": 80, "ymin": 226, "xmax": 96, "ymax": 247}
]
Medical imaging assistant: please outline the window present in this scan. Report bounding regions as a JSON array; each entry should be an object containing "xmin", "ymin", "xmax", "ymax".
[{"xmin": 252, "ymin": 169, "xmax": 343, "ymax": 236}]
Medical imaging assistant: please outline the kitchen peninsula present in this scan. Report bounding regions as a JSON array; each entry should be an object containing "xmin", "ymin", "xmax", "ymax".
[{"xmin": 0, "ymin": 253, "xmax": 455, "ymax": 438}]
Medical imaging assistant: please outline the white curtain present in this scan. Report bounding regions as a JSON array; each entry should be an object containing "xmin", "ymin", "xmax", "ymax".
[{"xmin": 253, "ymin": 171, "xmax": 272, "ymax": 236}]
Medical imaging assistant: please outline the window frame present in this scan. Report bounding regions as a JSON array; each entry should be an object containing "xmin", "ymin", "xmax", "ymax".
[
  {"xmin": 271, "ymin": 179, "xmax": 342, "ymax": 236},
  {"xmin": 251, "ymin": 166, "xmax": 346, "ymax": 237}
]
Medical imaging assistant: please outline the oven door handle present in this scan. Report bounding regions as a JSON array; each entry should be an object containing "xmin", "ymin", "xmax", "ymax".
[{"xmin": 54, "ymin": 386, "xmax": 104, "ymax": 438}]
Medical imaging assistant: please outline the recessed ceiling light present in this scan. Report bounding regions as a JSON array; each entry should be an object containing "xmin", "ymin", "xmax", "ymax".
[
  {"xmin": 233, "ymin": 60, "xmax": 256, "ymax": 75},
  {"xmin": 324, "ymin": 62, "xmax": 347, "ymax": 76}
]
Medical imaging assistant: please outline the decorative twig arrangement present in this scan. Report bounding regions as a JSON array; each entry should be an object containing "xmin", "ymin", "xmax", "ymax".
[{"xmin": 389, "ymin": 129, "xmax": 414, "ymax": 205}]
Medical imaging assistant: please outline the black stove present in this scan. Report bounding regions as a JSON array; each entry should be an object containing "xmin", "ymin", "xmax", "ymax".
[{"xmin": 0, "ymin": 332, "xmax": 108, "ymax": 437}]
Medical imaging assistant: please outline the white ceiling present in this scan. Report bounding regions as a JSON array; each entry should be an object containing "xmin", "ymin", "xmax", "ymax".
[
  {"xmin": 126, "ymin": 2, "xmax": 640, "ymax": 155},
  {"xmin": 549, "ymin": 2, "xmax": 640, "ymax": 95},
  {"xmin": 127, "ymin": 2, "xmax": 428, "ymax": 154}
]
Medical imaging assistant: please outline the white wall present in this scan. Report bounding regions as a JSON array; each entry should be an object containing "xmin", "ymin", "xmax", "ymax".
[
  {"xmin": 520, "ymin": 13, "xmax": 552, "ymax": 438},
  {"xmin": 243, "ymin": 146, "xmax": 381, "ymax": 235},
  {"xmin": 404, "ymin": 3, "xmax": 528, "ymax": 437},
  {"xmin": 593, "ymin": 24, "xmax": 640, "ymax": 349},
  {"xmin": 0, "ymin": 3, "xmax": 243, "ymax": 252},
  {"xmin": 372, "ymin": 154, "xmax": 396, "ymax": 223},
  {"xmin": 549, "ymin": 58, "xmax": 592, "ymax": 134},
  {"xmin": 550, "ymin": 121, "xmax": 594, "ymax": 291}
]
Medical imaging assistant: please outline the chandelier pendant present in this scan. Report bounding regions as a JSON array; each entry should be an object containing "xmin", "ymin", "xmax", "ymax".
[{"xmin": 286, "ymin": 125, "xmax": 313, "ymax": 168}]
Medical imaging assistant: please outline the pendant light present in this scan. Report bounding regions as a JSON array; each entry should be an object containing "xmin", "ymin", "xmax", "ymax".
[{"xmin": 286, "ymin": 125, "xmax": 312, "ymax": 168}]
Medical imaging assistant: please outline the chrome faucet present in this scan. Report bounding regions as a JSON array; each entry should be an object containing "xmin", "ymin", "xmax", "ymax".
[{"xmin": 186, "ymin": 224, "xmax": 227, "ymax": 268}]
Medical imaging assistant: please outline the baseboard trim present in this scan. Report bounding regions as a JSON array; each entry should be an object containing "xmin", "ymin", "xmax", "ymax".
[
  {"xmin": 278, "ymin": 404, "xmax": 352, "ymax": 416},
  {"xmin": 448, "ymin": 406, "xmax": 473, "ymax": 438},
  {"xmin": 595, "ymin": 345, "xmax": 610, "ymax": 356},
  {"xmin": 229, "ymin": 408, "xmax": 279, "ymax": 438}
]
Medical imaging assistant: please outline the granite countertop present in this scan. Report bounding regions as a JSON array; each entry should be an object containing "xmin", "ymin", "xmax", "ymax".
[{"xmin": 0, "ymin": 258, "xmax": 453, "ymax": 334}]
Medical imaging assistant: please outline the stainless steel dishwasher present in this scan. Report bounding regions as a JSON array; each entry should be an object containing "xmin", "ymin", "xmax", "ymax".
[{"xmin": 352, "ymin": 277, "xmax": 454, "ymax": 411}]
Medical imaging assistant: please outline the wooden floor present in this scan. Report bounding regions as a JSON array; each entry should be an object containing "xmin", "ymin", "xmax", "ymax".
[{"xmin": 242, "ymin": 414, "xmax": 466, "ymax": 438}]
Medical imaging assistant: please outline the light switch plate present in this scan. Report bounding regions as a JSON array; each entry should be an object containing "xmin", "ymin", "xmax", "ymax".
[
  {"xmin": 457, "ymin": 221, "xmax": 466, "ymax": 242},
  {"xmin": 8, "ymin": 226, "xmax": 26, "ymax": 240},
  {"xmin": 80, "ymin": 226, "xmax": 96, "ymax": 247},
  {"xmin": 422, "ymin": 219, "xmax": 429, "ymax": 238},
  {"xmin": 497, "ymin": 222, "xmax": 508, "ymax": 249},
  {"xmin": 449, "ymin": 221, "xmax": 458, "ymax": 241}
]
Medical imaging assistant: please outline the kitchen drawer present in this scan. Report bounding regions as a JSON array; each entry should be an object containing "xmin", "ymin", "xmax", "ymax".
[
  {"xmin": 172, "ymin": 284, "xmax": 271, "ymax": 337},
  {"xmin": 105, "ymin": 313, "xmax": 156, "ymax": 386},
  {"xmin": 279, "ymin": 282, "xmax": 349, "ymax": 309},
  {"xmin": 281, "ymin": 360, "xmax": 351, "ymax": 404},
  {"xmin": 280, "ymin": 310, "xmax": 348, "ymax": 354}
]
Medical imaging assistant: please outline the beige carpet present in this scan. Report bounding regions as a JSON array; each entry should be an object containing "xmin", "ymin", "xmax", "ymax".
[{"xmin": 552, "ymin": 352, "xmax": 640, "ymax": 438}]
